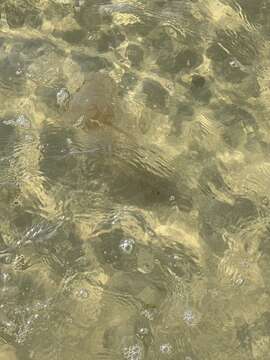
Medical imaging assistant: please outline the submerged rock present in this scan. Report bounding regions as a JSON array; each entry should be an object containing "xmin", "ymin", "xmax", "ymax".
[
  {"xmin": 61, "ymin": 72, "xmax": 192, "ymax": 211},
  {"xmin": 126, "ymin": 43, "xmax": 144, "ymax": 67},
  {"xmin": 5, "ymin": 5, "xmax": 25, "ymax": 28},
  {"xmin": 142, "ymin": 78, "xmax": 169, "ymax": 112},
  {"xmin": 65, "ymin": 72, "xmax": 118, "ymax": 128}
]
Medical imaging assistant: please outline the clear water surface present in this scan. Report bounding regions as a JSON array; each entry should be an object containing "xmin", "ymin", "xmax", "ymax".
[{"xmin": 0, "ymin": 0, "xmax": 270, "ymax": 359}]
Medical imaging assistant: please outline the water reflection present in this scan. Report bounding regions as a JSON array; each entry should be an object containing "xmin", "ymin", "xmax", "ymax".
[{"xmin": 0, "ymin": 0, "xmax": 270, "ymax": 359}]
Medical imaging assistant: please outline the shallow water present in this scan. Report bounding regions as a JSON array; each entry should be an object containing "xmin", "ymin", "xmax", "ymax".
[{"xmin": 1, "ymin": 0, "xmax": 270, "ymax": 359}]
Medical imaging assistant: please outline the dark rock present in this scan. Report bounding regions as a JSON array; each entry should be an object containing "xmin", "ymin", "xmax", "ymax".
[
  {"xmin": 0, "ymin": 53, "xmax": 26, "ymax": 91},
  {"xmin": 242, "ymin": 76, "xmax": 261, "ymax": 98},
  {"xmin": 26, "ymin": 10, "xmax": 43, "ymax": 28},
  {"xmin": 0, "ymin": 232, "xmax": 9, "ymax": 256},
  {"xmin": 214, "ymin": 105, "xmax": 257, "ymax": 147},
  {"xmin": 74, "ymin": 2, "xmax": 105, "ymax": 30},
  {"xmin": 13, "ymin": 208, "xmax": 33, "ymax": 230},
  {"xmin": 96, "ymin": 32, "xmax": 112, "ymax": 52},
  {"xmin": 156, "ymin": 53, "xmax": 177, "ymax": 74},
  {"xmin": 5, "ymin": 5, "xmax": 25, "ymax": 28},
  {"xmin": 251, "ymin": 312, "xmax": 270, "ymax": 337},
  {"xmin": 258, "ymin": 229, "xmax": 270, "ymax": 256},
  {"xmin": 39, "ymin": 125, "xmax": 76, "ymax": 182},
  {"xmin": 81, "ymin": 130, "xmax": 193, "ymax": 211},
  {"xmin": 126, "ymin": 17, "xmax": 158, "ymax": 37},
  {"xmin": 176, "ymin": 101, "xmax": 194, "ymax": 117},
  {"xmin": 92, "ymin": 228, "xmax": 137, "ymax": 271},
  {"xmin": 142, "ymin": 78, "xmax": 169, "ymax": 111},
  {"xmin": 206, "ymin": 43, "xmax": 230, "ymax": 63},
  {"xmin": 213, "ymin": 104, "xmax": 257, "ymax": 128},
  {"xmin": 44, "ymin": 1, "xmax": 70, "ymax": 21},
  {"xmin": 109, "ymin": 159, "xmax": 193, "ymax": 212},
  {"xmin": 190, "ymin": 75, "xmax": 211, "ymax": 103},
  {"xmin": 199, "ymin": 163, "xmax": 230, "ymax": 196},
  {"xmin": 207, "ymin": 28, "xmax": 257, "ymax": 66},
  {"xmin": 236, "ymin": 322, "xmax": 253, "ymax": 353},
  {"xmin": 147, "ymin": 27, "xmax": 173, "ymax": 51},
  {"xmin": 126, "ymin": 44, "xmax": 144, "ymax": 67},
  {"xmin": 71, "ymin": 53, "xmax": 112, "ymax": 73},
  {"xmin": 18, "ymin": 38, "xmax": 54, "ymax": 60},
  {"xmin": 233, "ymin": 0, "xmax": 266, "ymax": 25},
  {"xmin": 232, "ymin": 197, "xmax": 258, "ymax": 224},
  {"xmin": 199, "ymin": 196, "xmax": 258, "ymax": 255},
  {"xmin": 0, "ymin": 37, "xmax": 5, "ymax": 48},
  {"xmin": 157, "ymin": 49, "xmax": 203, "ymax": 74},
  {"xmin": 170, "ymin": 101, "xmax": 194, "ymax": 134},
  {"xmin": 222, "ymin": 126, "xmax": 243, "ymax": 148},
  {"xmin": 0, "ymin": 120, "xmax": 15, "ymax": 154},
  {"xmin": 191, "ymin": 74, "xmax": 206, "ymax": 88},
  {"xmin": 36, "ymin": 84, "xmax": 66, "ymax": 112},
  {"xmin": 155, "ymin": 243, "xmax": 200, "ymax": 279},
  {"xmin": 57, "ymin": 29, "xmax": 87, "ymax": 44},
  {"xmin": 174, "ymin": 49, "xmax": 203, "ymax": 72},
  {"xmin": 97, "ymin": 29, "xmax": 125, "ymax": 52},
  {"xmin": 199, "ymin": 201, "xmax": 231, "ymax": 255},
  {"xmin": 212, "ymin": 59, "xmax": 249, "ymax": 83},
  {"xmin": 119, "ymin": 72, "xmax": 138, "ymax": 93}
]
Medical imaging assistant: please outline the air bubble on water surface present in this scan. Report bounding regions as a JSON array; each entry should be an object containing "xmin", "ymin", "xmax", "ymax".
[
  {"xmin": 56, "ymin": 88, "xmax": 70, "ymax": 109},
  {"xmin": 122, "ymin": 343, "xmax": 143, "ymax": 360},
  {"xmin": 160, "ymin": 343, "xmax": 173, "ymax": 354},
  {"xmin": 75, "ymin": 288, "xmax": 90, "ymax": 299},
  {"xmin": 119, "ymin": 238, "xmax": 135, "ymax": 255}
]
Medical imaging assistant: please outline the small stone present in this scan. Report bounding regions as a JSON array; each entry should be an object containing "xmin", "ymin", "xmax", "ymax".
[
  {"xmin": 120, "ymin": 72, "xmax": 138, "ymax": 92},
  {"xmin": 142, "ymin": 78, "xmax": 169, "ymax": 112},
  {"xmin": 71, "ymin": 53, "xmax": 111, "ymax": 74},
  {"xmin": 157, "ymin": 49, "xmax": 203, "ymax": 74},
  {"xmin": 147, "ymin": 27, "xmax": 173, "ymax": 51},
  {"xmin": 5, "ymin": 5, "xmax": 25, "ymax": 28},
  {"xmin": 174, "ymin": 49, "xmax": 203, "ymax": 72},
  {"xmin": 190, "ymin": 75, "xmax": 211, "ymax": 103},
  {"xmin": 206, "ymin": 43, "xmax": 230, "ymax": 62},
  {"xmin": 212, "ymin": 58, "xmax": 248, "ymax": 83},
  {"xmin": 191, "ymin": 74, "xmax": 206, "ymax": 88},
  {"xmin": 60, "ymin": 29, "xmax": 86, "ymax": 44},
  {"xmin": 156, "ymin": 53, "xmax": 176, "ymax": 73},
  {"xmin": 97, "ymin": 29, "xmax": 125, "ymax": 52},
  {"xmin": 126, "ymin": 44, "xmax": 144, "ymax": 67},
  {"xmin": 26, "ymin": 10, "xmax": 43, "ymax": 29}
]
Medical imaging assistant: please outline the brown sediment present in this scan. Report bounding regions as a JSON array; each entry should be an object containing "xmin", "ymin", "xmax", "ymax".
[
  {"xmin": 62, "ymin": 71, "xmax": 192, "ymax": 211},
  {"xmin": 65, "ymin": 71, "xmax": 132, "ymax": 138},
  {"xmin": 66, "ymin": 73, "xmax": 115, "ymax": 125}
]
